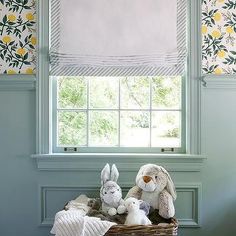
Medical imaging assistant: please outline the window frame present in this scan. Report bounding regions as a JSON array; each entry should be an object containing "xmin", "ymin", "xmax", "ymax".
[
  {"xmin": 52, "ymin": 76, "xmax": 185, "ymax": 153},
  {"xmin": 36, "ymin": 0, "xmax": 202, "ymax": 156}
]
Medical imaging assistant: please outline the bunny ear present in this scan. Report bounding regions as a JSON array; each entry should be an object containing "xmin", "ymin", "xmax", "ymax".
[
  {"xmin": 101, "ymin": 163, "xmax": 110, "ymax": 185},
  {"xmin": 160, "ymin": 166, "xmax": 177, "ymax": 201},
  {"xmin": 110, "ymin": 164, "xmax": 119, "ymax": 182}
]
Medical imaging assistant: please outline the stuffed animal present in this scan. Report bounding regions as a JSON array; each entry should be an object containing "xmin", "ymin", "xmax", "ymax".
[
  {"xmin": 100, "ymin": 163, "xmax": 126, "ymax": 216},
  {"xmin": 139, "ymin": 201, "xmax": 150, "ymax": 216},
  {"xmin": 126, "ymin": 164, "xmax": 177, "ymax": 219},
  {"xmin": 64, "ymin": 194, "xmax": 93, "ymax": 216},
  {"xmin": 124, "ymin": 197, "xmax": 152, "ymax": 225}
]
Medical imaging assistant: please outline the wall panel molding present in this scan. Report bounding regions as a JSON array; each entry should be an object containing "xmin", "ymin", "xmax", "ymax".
[
  {"xmin": 0, "ymin": 75, "xmax": 36, "ymax": 90},
  {"xmin": 39, "ymin": 185, "xmax": 101, "ymax": 227},
  {"xmin": 39, "ymin": 183, "xmax": 202, "ymax": 228},
  {"xmin": 175, "ymin": 183, "xmax": 202, "ymax": 228}
]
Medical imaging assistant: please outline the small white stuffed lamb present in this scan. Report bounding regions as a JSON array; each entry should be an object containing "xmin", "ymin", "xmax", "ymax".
[
  {"xmin": 100, "ymin": 163, "xmax": 126, "ymax": 216},
  {"xmin": 124, "ymin": 197, "xmax": 152, "ymax": 225}
]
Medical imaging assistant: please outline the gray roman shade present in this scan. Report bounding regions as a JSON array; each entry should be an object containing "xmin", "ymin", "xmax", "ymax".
[{"xmin": 50, "ymin": 0, "xmax": 187, "ymax": 76}]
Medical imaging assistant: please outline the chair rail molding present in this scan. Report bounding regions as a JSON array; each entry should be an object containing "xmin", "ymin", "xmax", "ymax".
[
  {"xmin": 0, "ymin": 75, "xmax": 36, "ymax": 90},
  {"xmin": 202, "ymin": 75, "xmax": 236, "ymax": 89}
]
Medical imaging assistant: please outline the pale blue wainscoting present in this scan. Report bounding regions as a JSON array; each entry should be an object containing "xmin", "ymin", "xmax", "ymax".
[{"xmin": 1, "ymin": 78, "xmax": 236, "ymax": 236}]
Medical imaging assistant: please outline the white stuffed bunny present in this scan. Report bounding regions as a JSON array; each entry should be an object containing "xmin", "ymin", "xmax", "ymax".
[
  {"xmin": 100, "ymin": 163, "xmax": 126, "ymax": 216},
  {"xmin": 124, "ymin": 197, "xmax": 152, "ymax": 225}
]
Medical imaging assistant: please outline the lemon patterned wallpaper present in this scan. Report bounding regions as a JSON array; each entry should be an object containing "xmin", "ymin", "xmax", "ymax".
[
  {"xmin": 0, "ymin": 0, "xmax": 36, "ymax": 74},
  {"xmin": 202, "ymin": 0, "xmax": 236, "ymax": 75},
  {"xmin": 0, "ymin": 0, "xmax": 236, "ymax": 75}
]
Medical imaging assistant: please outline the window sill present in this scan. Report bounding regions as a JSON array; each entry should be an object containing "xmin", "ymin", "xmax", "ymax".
[{"xmin": 31, "ymin": 153, "xmax": 206, "ymax": 172}]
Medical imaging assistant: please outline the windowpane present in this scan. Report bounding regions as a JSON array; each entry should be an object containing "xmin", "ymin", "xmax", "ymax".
[
  {"xmin": 55, "ymin": 76, "xmax": 183, "ymax": 150},
  {"xmin": 120, "ymin": 111, "xmax": 150, "ymax": 147},
  {"xmin": 89, "ymin": 77, "xmax": 118, "ymax": 109},
  {"xmin": 58, "ymin": 111, "xmax": 87, "ymax": 146},
  {"xmin": 152, "ymin": 111, "xmax": 181, "ymax": 147},
  {"xmin": 121, "ymin": 77, "xmax": 149, "ymax": 109},
  {"xmin": 58, "ymin": 77, "xmax": 87, "ymax": 109},
  {"xmin": 89, "ymin": 111, "xmax": 118, "ymax": 146},
  {"xmin": 152, "ymin": 76, "xmax": 181, "ymax": 109}
]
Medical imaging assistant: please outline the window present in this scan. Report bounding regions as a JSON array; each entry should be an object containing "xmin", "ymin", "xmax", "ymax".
[
  {"xmin": 36, "ymin": 0, "xmax": 201, "ymax": 156},
  {"xmin": 52, "ymin": 75, "xmax": 184, "ymax": 152}
]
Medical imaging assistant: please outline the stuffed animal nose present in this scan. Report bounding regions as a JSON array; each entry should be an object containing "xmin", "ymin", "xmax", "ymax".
[
  {"xmin": 111, "ymin": 191, "xmax": 115, "ymax": 194},
  {"xmin": 143, "ymin": 175, "xmax": 152, "ymax": 183}
]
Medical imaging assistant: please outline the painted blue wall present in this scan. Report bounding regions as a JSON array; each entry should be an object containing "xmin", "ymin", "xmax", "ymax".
[
  {"xmin": 0, "ymin": 90, "xmax": 48, "ymax": 236},
  {"xmin": 0, "ymin": 79, "xmax": 236, "ymax": 236}
]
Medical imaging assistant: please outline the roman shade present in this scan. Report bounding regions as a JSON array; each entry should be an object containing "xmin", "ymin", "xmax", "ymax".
[{"xmin": 50, "ymin": 0, "xmax": 186, "ymax": 76}]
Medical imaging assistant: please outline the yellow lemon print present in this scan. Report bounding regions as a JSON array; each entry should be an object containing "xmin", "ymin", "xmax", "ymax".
[
  {"xmin": 7, "ymin": 69, "xmax": 16, "ymax": 74},
  {"xmin": 214, "ymin": 67, "xmax": 222, "ymax": 75},
  {"xmin": 211, "ymin": 30, "xmax": 221, "ymax": 38},
  {"xmin": 226, "ymin": 26, "xmax": 234, "ymax": 34},
  {"xmin": 26, "ymin": 68, "xmax": 34, "ymax": 74},
  {"xmin": 202, "ymin": 25, "xmax": 208, "ymax": 34},
  {"xmin": 26, "ymin": 13, "xmax": 34, "ymax": 21},
  {"xmin": 17, "ymin": 48, "xmax": 26, "ymax": 55},
  {"xmin": 213, "ymin": 12, "xmax": 221, "ymax": 21},
  {"xmin": 217, "ymin": 50, "xmax": 226, "ymax": 58},
  {"xmin": 7, "ymin": 14, "xmax": 16, "ymax": 22},
  {"xmin": 218, "ymin": 0, "xmax": 224, "ymax": 3},
  {"xmin": 2, "ymin": 35, "xmax": 11, "ymax": 44},
  {"xmin": 30, "ymin": 37, "xmax": 37, "ymax": 45}
]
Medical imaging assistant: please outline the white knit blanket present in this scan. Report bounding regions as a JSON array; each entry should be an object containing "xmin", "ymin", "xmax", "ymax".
[{"xmin": 50, "ymin": 210, "xmax": 116, "ymax": 236}]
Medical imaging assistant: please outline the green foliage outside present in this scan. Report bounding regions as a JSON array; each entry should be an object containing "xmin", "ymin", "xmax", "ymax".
[{"xmin": 57, "ymin": 76, "xmax": 181, "ymax": 147}]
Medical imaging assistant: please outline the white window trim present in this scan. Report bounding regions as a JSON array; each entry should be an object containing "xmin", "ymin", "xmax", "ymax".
[{"xmin": 34, "ymin": 0, "xmax": 204, "ymax": 163}]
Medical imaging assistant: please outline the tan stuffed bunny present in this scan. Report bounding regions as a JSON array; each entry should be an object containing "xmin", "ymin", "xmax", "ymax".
[{"xmin": 126, "ymin": 164, "xmax": 177, "ymax": 219}]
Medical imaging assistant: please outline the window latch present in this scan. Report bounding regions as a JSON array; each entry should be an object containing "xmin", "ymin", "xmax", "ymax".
[
  {"xmin": 64, "ymin": 147, "xmax": 78, "ymax": 152},
  {"xmin": 161, "ymin": 148, "xmax": 174, "ymax": 153}
]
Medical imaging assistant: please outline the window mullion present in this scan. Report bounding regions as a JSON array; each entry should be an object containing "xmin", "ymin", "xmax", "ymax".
[
  {"xmin": 57, "ymin": 108, "xmax": 182, "ymax": 112},
  {"xmin": 149, "ymin": 77, "xmax": 152, "ymax": 148},
  {"xmin": 87, "ymin": 77, "xmax": 90, "ymax": 147},
  {"xmin": 118, "ymin": 77, "xmax": 121, "ymax": 147}
]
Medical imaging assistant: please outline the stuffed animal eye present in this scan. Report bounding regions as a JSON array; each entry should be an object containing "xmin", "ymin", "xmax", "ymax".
[
  {"xmin": 104, "ymin": 191, "xmax": 107, "ymax": 194},
  {"xmin": 155, "ymin": 176, "xmax": 158, "ymax": 179},
  {"xmin": 117, "ymin": 189, "xmax": 119, "ymax": 191},
  {"xmin": 133, "ymin": 202, "xmax": 135, "ymax": 204}
]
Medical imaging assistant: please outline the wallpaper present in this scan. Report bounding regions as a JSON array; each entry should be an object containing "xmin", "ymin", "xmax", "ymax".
[
  {"xmin": 202, "ymin": 0, "xmax": 236, "ymax": 74},
  {"xmin": 0, "ymin": 0, "xmax": 36, "ymax": 74}
]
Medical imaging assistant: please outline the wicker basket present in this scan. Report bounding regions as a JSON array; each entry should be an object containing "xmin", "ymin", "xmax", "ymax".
[
  {"xmin": 105, "ymin": 218, "xmax": 178, "ymax": 236},
  {"xmin": 64, "ymin": 200, "xmax": 178, "ymax": 235}
]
